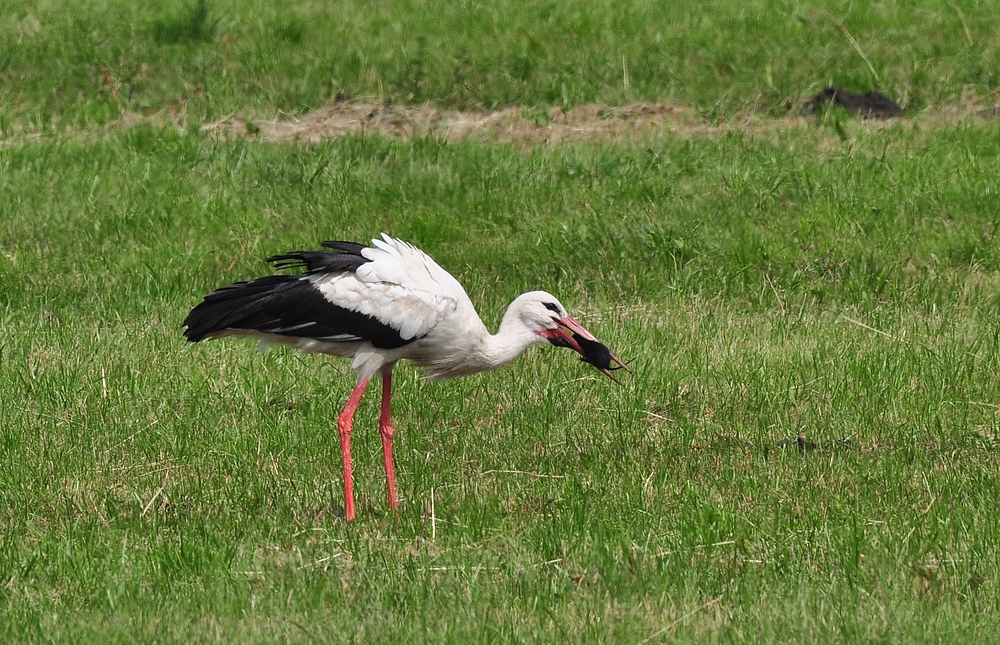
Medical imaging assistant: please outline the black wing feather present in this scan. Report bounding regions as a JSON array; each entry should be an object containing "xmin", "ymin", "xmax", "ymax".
[
  {"xmin": 265, "ymin": 241, "xmax": 369, "ymax": 273},
  {"xmin": 184, "ymin": 240, "xmax": 414, "ymax": 349},
  {"xmin": 184, "ymin": 276, "xmax": 413, "ymax": 349}
]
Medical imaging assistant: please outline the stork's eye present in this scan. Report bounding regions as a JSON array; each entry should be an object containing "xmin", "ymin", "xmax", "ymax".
[{"xmin": 543, "ymin": 302, "xmax": 560, "ymax": 314}]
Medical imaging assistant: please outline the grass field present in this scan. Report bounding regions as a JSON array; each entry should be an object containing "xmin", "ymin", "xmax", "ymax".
[
  {"xmin": 3, "ymin": 0, "xmax": 1000, "ymax": 129},
  {"xmin": 3, "ymin": 0, "xmax": 1000, "ymax": 642}
]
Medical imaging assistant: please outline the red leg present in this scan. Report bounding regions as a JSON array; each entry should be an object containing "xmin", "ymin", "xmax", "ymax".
[
  {"xmin": 379, "ymin": 368, "xmax": 399, "ymax": 512},
  {"xmin": 338, "ymin": 378, "xmax": 370, "ymax": 522}
]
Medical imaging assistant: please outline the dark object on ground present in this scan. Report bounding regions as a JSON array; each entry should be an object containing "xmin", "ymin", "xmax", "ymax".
[
  {"xmin": 805, "ymin": 87, "xmax": 904, "ymax": 118},
  {"xmin": 978, "ymin": 105, "xmax": 1000, "ymax": 120},
  {"xmin": 779, "ymin": 434, "xmax": 855, "ymax": 453}
]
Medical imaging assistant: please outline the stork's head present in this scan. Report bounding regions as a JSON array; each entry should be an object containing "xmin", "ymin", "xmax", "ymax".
[{"xmin": 509, "ymin": 291, "xmax": 630, "ymax": 383}]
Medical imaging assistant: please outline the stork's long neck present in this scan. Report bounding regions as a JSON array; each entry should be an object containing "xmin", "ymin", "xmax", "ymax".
[
  {"xmin": 479, "ymin": 311, "xmax": 545, "ymax": 370},
  {"xmin": 420, "ymin": 302, "xmax": 543, "ymax": 379}
]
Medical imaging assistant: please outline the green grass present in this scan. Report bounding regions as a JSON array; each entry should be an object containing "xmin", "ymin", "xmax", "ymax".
[
  {"xmin": 3, "ymin": 0, "xmax": 1000, "ymax": 641},
  {"xmin": 2, "ymin": 0, "xmax": 999, "ymax": 131},
  {"xmin": 3, "ymin": 122, "xmax": 1000, "ymax": 641}
]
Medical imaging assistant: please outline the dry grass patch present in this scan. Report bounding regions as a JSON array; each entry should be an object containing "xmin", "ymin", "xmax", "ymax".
[{"xmin": 197, "ymin": 97, "xmax": 998, "ymax": 146}]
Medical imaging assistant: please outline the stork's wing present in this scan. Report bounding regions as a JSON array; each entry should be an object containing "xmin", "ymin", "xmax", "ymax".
[
  {"xmin": 184, "ymin": 234, "xmax": 476, "ymax": 350},
  {"xmin": 183, "ymin": 274, "xmax": 418, "ymax": 348},
  {"xmin": 356, "ymin": 235, "xmax": 473, "ymax": 305},
  {"xmin": 308, "ymin": 235, "xmax": 477, "ymax": 343}
]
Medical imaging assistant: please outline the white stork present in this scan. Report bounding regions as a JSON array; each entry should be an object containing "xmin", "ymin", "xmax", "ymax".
[{"xmin": 183, "ymin": 234, "xmax": 628, "ymax": 521}]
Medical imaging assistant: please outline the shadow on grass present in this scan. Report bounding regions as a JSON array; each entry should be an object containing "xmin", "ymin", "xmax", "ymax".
[{"xmin": 151, "ymin": 0, "xmax": 220, "ymax": 44}]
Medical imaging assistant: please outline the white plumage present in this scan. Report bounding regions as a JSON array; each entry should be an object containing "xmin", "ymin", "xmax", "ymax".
[{"xmin": 184, "ymin": 234, "xmax": 627, "ymax": 521}]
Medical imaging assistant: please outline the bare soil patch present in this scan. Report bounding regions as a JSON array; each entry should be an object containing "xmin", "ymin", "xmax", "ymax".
[
  {"xmin": 201, "ymin": 101, "xmax": 811, "ymax": 145},
  {"xmin": 4, "ymin": 96, "xmax": 996, "ymax": 149},
  {"xmin": 199, "ymin": 97, "xmax": 995, "ymax": 146}
]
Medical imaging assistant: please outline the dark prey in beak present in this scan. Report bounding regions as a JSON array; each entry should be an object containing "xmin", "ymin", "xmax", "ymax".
[
  {"xmin": 542, "ymin": 314, "xmax": 630, "ymax": 383},
  {"xmin": 549, "ymin": 331, "xmax": 631, "ymax": 383},
  {"xmin": 574, "ymin": 335, "xmax": 627, "ymax": 372}
]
